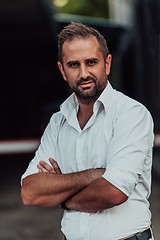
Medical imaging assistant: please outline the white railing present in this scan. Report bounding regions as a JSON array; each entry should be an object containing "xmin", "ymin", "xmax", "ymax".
[{"xmin": 0, "ymin": 139, "xmax": 40, "ymax": 154}]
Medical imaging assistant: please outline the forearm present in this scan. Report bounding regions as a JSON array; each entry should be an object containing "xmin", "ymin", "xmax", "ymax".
[
  {"xmin": 21, "ymin": 168, "xmax": 104, "ymax": 207},
  {"xmin": 65, "ymin": 178, "xmax": 128, "ymax": 212}
]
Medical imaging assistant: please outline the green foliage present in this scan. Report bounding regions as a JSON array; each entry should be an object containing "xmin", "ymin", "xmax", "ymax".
[{"xmin": 56, "ymin": 0, "xmax": 109, "ymax": 19}]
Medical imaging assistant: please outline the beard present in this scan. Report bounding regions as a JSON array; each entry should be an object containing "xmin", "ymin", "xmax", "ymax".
[{"xmin": 71, "ymin": 75, "xmax": 107, "ymax": 104}]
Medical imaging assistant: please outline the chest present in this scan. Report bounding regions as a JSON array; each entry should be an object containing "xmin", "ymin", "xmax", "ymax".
[{"xmin": 56, "ymin": 113, "xmax": 114, "ymax": 173}]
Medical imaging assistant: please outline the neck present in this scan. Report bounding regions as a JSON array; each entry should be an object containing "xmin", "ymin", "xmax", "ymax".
[{"xmin": 77, "ymin": 100, "xmax": 94, "ymax": 130}]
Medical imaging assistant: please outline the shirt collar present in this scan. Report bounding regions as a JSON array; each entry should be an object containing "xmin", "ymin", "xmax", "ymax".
[
  {"xmin": 94, "ymin": 81, "xmax": 114, "ymax": 115},
  {"xmin": 60, "ymin": 81, "xmax": 114, "ymax": 118},
  {"xmin": 60, "ymin": 92, "xmax": 78, "ymax": 119}
]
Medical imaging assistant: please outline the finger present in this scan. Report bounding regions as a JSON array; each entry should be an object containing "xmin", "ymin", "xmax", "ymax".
[
  {"xmin": 37, "ymin": 162, "xmax": 56, "ymax": 173},
  {"xmin": 39, "ymin": 161, "xmax": 56, "ymax": 174},
  {"xmin": 49, "ymin": 158, "xmax": 62, "ymax": 174},
  {"xmin": 37, "ymin": 164, "xmax": 49, "ymax": 173}
]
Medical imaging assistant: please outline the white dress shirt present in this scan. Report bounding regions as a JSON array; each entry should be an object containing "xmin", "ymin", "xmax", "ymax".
[{"xmin": 21, "ymin": 82, "xmax": 154, "ymax": 240}]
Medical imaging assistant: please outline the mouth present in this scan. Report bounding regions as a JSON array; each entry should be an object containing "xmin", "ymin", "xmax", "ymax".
[{"xmin": 79, "ymin": 81, "xmax": 94, "ymax": 89}]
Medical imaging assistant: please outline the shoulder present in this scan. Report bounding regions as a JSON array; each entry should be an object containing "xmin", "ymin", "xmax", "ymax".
[
  {"xmin": 112, "ymin": 90, "xmax": 152, "ymax": 118},
  {"xmin": 42, "ymin": 111, "xmax": 66, "ymax": 138},
  {"xmin": 49, "ymin": 111, "xmax": 66, "ymax": 131},
  {"xmin": 50, "ymin": 111, "xmax": 65, "ymax": 124},
  {"xmin": 109, "ymin": 90, "xmax": 154, "ymax": 136}
]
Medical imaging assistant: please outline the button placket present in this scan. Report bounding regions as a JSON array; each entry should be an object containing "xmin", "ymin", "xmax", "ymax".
[{"xmin": 76, "ymin": 131, "xmax": 85, "ymax": 171}]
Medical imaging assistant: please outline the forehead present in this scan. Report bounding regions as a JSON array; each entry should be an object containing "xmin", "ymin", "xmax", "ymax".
[{"xmin": 62, "ymin": 36, "xmax": 102, "ymax": 60}]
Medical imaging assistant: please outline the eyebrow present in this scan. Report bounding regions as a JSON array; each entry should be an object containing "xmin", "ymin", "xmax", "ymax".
[
  {"xmin": 67, "ymin": 58, "xmax": 99, "ymax": 66},
  {"xmin": 85, "ymin": 58, "xmax": 98, "ymax": 63}
]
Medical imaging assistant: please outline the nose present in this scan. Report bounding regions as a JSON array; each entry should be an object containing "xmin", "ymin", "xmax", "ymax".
[{"xmin": 79, "ymin": 64, "xmax": 90, "ymax": 79}]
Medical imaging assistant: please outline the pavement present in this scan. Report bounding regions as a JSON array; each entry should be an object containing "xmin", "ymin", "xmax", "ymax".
[
  {"xmin": 0, "ymin": 153, "xmax": 160, "ymax": 240},
  {"xmin": 0, "ymin": 154, "xmax": 64, "ymax": 240}
]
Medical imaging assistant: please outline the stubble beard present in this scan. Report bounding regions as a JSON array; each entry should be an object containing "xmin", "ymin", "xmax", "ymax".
[{"xmin": 71, "ymin": 75, "xmax": 108, "ymax": 104}]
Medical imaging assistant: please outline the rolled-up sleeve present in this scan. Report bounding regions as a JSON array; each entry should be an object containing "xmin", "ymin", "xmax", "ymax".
[{"xmin": 102, "ymin": 103, "xmax": 154, "ymax": 197}]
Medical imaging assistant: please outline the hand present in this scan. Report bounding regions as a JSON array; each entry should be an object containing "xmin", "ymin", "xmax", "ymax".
[{"xmin": 37, "ymin": 158, "xmax": 62, "ymax": 174}]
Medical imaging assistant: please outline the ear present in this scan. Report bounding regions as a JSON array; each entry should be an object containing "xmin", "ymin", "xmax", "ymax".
[
  {"xmin": 57, "ymin": 61, "xmax": 67, "ymax": 81},
  {"xmin": 105, "ymin": 54, "xmax": 112, "ymax": 76}
]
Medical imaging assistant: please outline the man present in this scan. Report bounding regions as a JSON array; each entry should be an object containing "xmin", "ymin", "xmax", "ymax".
[{"xmin": 21, "ymin": 22, "xmax": 154, "ymax": 240}]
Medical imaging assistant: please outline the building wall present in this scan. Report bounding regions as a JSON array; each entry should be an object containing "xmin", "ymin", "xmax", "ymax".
[{"xmin": 108, "ymin": 0, "xmax": 136, "ymax": 26}]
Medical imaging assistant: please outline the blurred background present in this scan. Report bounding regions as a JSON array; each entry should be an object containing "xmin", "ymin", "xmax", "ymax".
[{"xmin": 0, "ymin": 0, "xmax": 160, "ymax": 239}]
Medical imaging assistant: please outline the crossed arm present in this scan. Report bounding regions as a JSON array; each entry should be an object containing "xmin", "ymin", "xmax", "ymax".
[{"xmin": 21, "ymin": 158, "xmax": 128, "ymax": 212}]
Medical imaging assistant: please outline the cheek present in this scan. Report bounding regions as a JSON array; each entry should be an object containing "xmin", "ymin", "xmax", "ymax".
[
  {"xmin": 64, "ymin": 75, "xmax": 76, "ymax": 88},
  {"xmin": 65, "ymin": 70, "xmax": 79, "ymax": 83},
  {"xmin": 96, "ymin": 67, "xmax": 107, "ymax": 79}
]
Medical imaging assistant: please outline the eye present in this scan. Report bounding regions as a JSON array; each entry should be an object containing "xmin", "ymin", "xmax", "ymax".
[
  {"xmin": 86, "ymin": 59, "xmax": 98, "ymax": 66},
  {"xmin": 68, "ymin": 62, "xmax": 79, "ymax": 68},
  {"xmin": 71, "ymin": 63, "xmax": 78, "ymax": 67}
]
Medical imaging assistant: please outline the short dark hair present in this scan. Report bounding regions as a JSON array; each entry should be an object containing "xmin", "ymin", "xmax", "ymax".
[{"xmin": 58, "ymin": 22, "xmax": 109, "ymax": 65}]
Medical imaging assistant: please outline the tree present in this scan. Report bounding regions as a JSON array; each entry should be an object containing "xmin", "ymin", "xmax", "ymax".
[{"xmin": 55, "ymin": 0, "xmax": 109, "ymax": 19}]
